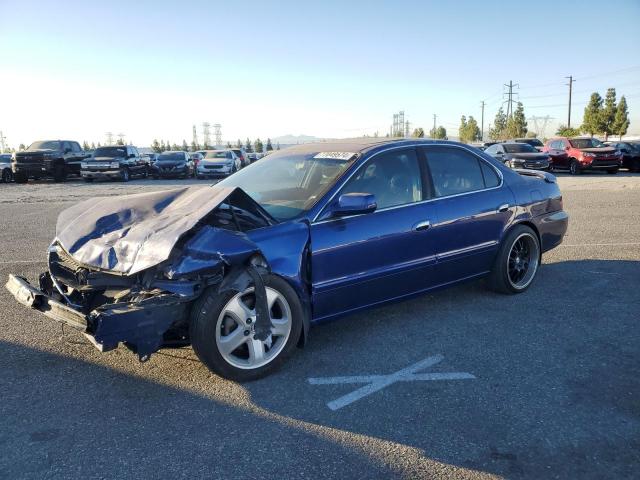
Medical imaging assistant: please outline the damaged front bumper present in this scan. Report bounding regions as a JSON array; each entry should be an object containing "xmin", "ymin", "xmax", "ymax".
[{"xmin": 5, "ymin": 273, "xmax": 190, "ymax": 360}]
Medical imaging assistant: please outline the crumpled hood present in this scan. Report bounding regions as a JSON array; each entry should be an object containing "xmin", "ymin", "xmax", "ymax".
[{"xmin": 55, "ymin": 185, "xmax": 241, "ymax": 275}]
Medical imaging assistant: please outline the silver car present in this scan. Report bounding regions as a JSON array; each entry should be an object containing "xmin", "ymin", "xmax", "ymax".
[
  {"xmin": 1, "ymin": 153, "xmax": 13, "ymax": 183},
  {"xmin": 196, "ymin": 149, "xmax": 242, "ymax": 178}
]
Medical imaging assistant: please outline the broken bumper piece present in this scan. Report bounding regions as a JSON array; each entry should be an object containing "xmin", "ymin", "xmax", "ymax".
[{"xmin": 5, "ymin": 273, "xmax": 188, "ymax": 360}]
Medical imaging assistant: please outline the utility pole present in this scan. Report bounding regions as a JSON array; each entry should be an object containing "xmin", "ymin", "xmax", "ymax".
[
  {"xmin": 192, "ymin": 125, "xmax": 198, "ymax": 150},
  {"xmin": 433, "ymin": 114, "xmax": 437, "ymax": 133},
  {"xmin": 0, "ymin": 130, "xmax": 7, "ymax": 153},
  {"xmin": 565, "ymin": 76, "xmax": 575, "ymax": 128},
  {"xmin": 480, "ymin": 101, "xmax": 485, "ymax": 141},
  {"xmin": 105, "ymin": 132, "xmax": 114, "ymax": 146}
]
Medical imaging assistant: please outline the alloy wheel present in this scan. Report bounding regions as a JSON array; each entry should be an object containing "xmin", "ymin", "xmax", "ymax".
[
  {"xmin": 506, "ymin": 233, "xmax": 539, "ymax": 290},
  {"xmin": 215, "ymin": 287, "xmax": 292, "ymax": 369}
]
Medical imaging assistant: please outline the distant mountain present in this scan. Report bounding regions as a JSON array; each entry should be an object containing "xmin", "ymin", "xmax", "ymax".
[{"xmin": 271, "ymin": 134, "xmax": 324, "ymax": 145}]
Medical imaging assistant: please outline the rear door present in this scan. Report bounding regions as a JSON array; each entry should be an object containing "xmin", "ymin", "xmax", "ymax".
[
  {"xmin": 310, "ymin": 147, "xmax": 439, "ymax": 321},
  {"xmin": 420, "ymin": 145, "xmax": 514, "ymax": 284}
]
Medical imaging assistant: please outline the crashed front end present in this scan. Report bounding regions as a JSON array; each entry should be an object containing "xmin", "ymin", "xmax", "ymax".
[{"xmin": 6, "ymin": 186, "xmax": 278, "ymax": 361}]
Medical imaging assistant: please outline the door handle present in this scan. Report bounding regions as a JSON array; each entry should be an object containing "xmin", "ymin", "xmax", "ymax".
[
  {"xmin": 497, "ymin": 203, "xmax": 510, "ymax": 213},
  {"xmin": 412, "ymin": 220, "xmax": 431, "ymax": 231}
]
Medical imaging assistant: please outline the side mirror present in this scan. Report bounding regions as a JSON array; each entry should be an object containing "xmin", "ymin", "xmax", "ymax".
[
  {"xmin": 332, "ymin": 193, "xmax": 377, "ymax": 217},
  {"xmin": 128, "ymin": 153, "xmax": 136, "ymax": 158}
]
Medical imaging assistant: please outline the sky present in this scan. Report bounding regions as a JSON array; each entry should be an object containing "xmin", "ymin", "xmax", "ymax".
[{"xmin": 1, "ymin": 0, "xmax": 640, "ymax": 148}]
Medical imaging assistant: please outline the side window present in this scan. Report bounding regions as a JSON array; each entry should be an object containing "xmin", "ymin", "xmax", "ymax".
[
  {"xmin": 480, "ymin": 161, "xmax": 500, "ymax": 188},
  {"xmin": 425, "ymin": 147, "xmax": 487, "ymax": 197},
  {"xmin": 227, "ymin": 152, "xmax": 233, "ymax": 159},
  {"xmin": 485, "ymin": 145, "xmax": 497, "ymax": 155},
  {"xmin": 71, "ymin": 142, "xmax": 81, "ymax": 152},
  {"xmin": 341, "ymin": 149, "xmax": 422, "ymax": 210},
  {"xmin": 62, "ymin": 141, "xmax": 72, "ymax": 152}
]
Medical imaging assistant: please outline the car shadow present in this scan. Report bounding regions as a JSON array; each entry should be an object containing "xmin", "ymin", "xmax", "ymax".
[{"xmin": 2, "ymin": 259, "xmax": 638, "ymax": 479}]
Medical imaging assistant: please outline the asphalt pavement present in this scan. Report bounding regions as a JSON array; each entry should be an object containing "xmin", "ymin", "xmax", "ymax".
[{"xmin": 1, "ymin": 173, "xmax": 639, "ymax": 479}]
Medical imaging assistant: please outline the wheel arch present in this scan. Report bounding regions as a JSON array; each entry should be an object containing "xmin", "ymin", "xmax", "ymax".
[{"xmin": 504, "ymin": 220, "xmax": 542, "ymax": 261}]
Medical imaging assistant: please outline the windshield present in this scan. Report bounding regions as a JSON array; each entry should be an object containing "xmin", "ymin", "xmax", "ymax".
[
  {"xmin": 27, "ymin": 141, "xmax": 60, "ymax": 151},
  {"xmin": 158, "ymin": 153, "xmax": 185, "ymax": 161},
  {"xmin": 517, "ymin": 138, "xmax": 543, "ymax": 147},
  {"xmin": 504, "ymin": 143, "xmax": 537, "ymax": 153},
  {"xmin": 93, "ymin": 147, "xmax": 126, "ymax": 158},
  {"xmin": 218, "ymin": 151, "xmax": 353, "ymax": 221},
  {"xmin": 206, "ymin": 151, "xmax": 230, "ymax": 159},
  {"xmin": 570, "ymin": 138, "xmax": 605, "ymax": 149}
]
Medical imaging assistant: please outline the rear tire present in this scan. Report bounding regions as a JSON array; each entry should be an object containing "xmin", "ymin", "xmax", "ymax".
[
  {"xmin": 83, "ymin": 177, "xmax": 94, "ymax": 183},
  {"xmin": 120, "ymin": 167, "xmax": 130, "ymax": 182},
  {"xmin": 487, "ymin": 225, "xmax": 541, "ymax": 295},
  {"xmin": 190, "ymin": 274, "xmax": 303, "ymax": 381}
]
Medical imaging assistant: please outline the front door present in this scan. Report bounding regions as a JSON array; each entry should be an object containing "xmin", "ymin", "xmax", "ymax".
[{"xmin": 310, "ymin": 147, "xmax": 439, "ymax": 321}]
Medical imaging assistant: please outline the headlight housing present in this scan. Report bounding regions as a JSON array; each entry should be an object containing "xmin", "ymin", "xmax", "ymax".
[
  {"xmin": 582, "ymin": 152, "xmax": 595, "ymax": 158},
  {"xmin": 110, "ymin": 161, "xmax": 120, "ymax": 168}
]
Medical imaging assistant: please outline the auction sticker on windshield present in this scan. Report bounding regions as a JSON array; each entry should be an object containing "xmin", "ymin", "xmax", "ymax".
[{"xmin": 313, "ymin": 152, "xmax": 357, "ymax": 160}]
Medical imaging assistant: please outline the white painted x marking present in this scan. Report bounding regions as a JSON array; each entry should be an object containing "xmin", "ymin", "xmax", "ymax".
[{"xmin": 308, "ymin": 354, "xmax": 475, "ymax": 411}]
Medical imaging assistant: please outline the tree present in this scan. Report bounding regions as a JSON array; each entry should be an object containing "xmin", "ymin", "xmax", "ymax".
[
  {"xmin": 459, "ymin": 115, "xmax": 481, "ymax": 143},
  {"xmin": 581, "ymin": 92, "xmax": 604, "ymax": 137},
  {"xmin": 244, "ymin": 138, "xmax": 253, "ymax": 153},
  {"xmin": 226, "ymin": 141, "xmax": 232, "ymax": 148},
  {"xmin": 82, "ymin": 141, "xmax": 90, "ymax": 150},
  {"xmin": 556, "ymin": 125, "xmax": 581, "ymax": 137},
  {"xmin": 434, "ymin": 126, "xmax": 447, "ymax": 139},
  {"xmin": 236, "ymin": 139, "xmax": 242, "ymax": 149},
  {"xmin": 191, "ymin": 140, "xmax": 199, "ymax": 152},
  {"xmin": 116, "ymin": 138, "xmax": 124, "ymax": 146},
  {"xmin": 152, "ymin": 139, "xmax": 161, "ymax": 153},
  {"xmin": 525, "ymin": 131, "xmax": 537, "ymax": 138},
  {"xmin": 18, "ymin": 143, "xmax": 26, "ymax": 151},
  {"xmin": 601, "ymin": 88, "xmax": 617, "ymax": 140},
  {"xmin": 613, "ymin": 95, "xmax": 629, "ymax": 140},
  {"xmin": 413, "ymin": 127, "xmax": 425, "ymax": 138},
  {"xmin": 91, "ymin": 142, "xmax": 96, "ymax": 149},
  {"xmin": 507, "ymin": 102, "xmax": 528, "ymax": 138},
  {"xmin": 182, "ymin": 140, "xmax": 189, "ymax": 152},
  {"xmin": 254, "ymin": 138, "xmax": 263, "ymax": 153},
  {"xmin": 266, "ymin": 138, "xmax": 273, "ymax": 151},
  {"xmin": 97, "ymin": 142, "xmax": 102, "ymax": 147},
  {"xmin": 489, "ymin": 107, "xmax": 507, "ymax": 141},
  {"xmin": 160, "ymin": 140, "xmax": 166, "ymax": 152},
  {"xmin": 276, "ymin": 142, "xmax": 281, "ymax": 150}
]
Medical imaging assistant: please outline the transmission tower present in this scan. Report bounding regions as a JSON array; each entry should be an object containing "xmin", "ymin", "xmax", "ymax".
[
  {"xmin": 527, "ymin": 116, "xmax": 554, "ymax": 139},
  {"xmin": 105, "ymin": 132, "xmax": 114, "ymax": 145},
  {"xmin": 213, "ymin": 124, "xmax": 222, "ymax": 147},
  {"xmin": 192, "ymin": 125, "xmax": 198, "ymax": 149},
  {"xmin": 202, "ymin": 123, "xmax": 211, "ymax": 148},
  {"xmin": 503, "ymin": 80, "xmax": 520, "ymax": 118},
  {"xmin": 391, "ymin": 111, "xmax": 405, "ymax": 137}
]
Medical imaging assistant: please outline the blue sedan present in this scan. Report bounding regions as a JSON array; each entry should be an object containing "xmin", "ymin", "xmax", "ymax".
[{"xmin": 6, "ymin": 138, "xmax": 568, "ymax": 381}]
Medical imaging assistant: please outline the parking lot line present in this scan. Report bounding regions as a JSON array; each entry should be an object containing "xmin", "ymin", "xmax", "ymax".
[
  {"xmin": 558, "ymin": 242, "xmax": 640, "ymax": 247},
  {"xmin": 308, "ymin": 355, "xmax": 476, "ymax": 411}
]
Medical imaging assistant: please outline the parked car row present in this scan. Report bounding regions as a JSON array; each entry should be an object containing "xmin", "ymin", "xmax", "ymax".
[
  {"xmin": 5, "ymin": 139, "xmax": 263, "ymax": 183},
  {"xmin": 482, "ymin": 136, "xmax": 633, "ymax": 175}
]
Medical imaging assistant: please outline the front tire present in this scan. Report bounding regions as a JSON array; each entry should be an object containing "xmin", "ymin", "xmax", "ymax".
[
  {"xmin": 569, "ymin": 159, "xmax": 581, "ymax": 175},
  {"xmin": 1, "ymin": 168, "xmax": 12, "ymax": 183},
  {"xmin": 488, "ymin": 225, "xmax": 541, "ymax": 294},
  {"xmin": 120, "ymin": 167, "xmax": 130, "ymax": 182},
  {"xmin": 190, "ymin": 274, "xmax": 303, "ymax": 381},
  {"xmin": 13, "ymin": 172, "xmax": 28, "ymax": 183},
  {"xmin": 52, "ymin": 163, "xmax": 67, "ymax": 182},
  {"xmin": 606, "ymin": 168, "xmax": 619, "ymax": 175}
]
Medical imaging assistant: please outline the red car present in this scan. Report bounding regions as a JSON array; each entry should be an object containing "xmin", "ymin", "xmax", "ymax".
[{"xmin": 543, "ymin": 137, "xmax": 622, "ymax": 175}]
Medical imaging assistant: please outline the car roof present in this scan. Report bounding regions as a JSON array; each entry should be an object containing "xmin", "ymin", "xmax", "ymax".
[
  {"xmin": 160, "ymin": 150, "xmax": 186, "ymax": 154},
  {"xmin": 275, "ymin": 138, "xmax": 467, "ymax": 156}
]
